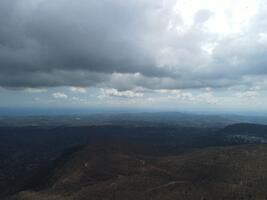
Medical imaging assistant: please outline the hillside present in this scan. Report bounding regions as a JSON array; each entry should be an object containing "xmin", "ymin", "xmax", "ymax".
[
  {"xmin": 9, "ymin": 144, "xmax": 267, "ymax": 200},
  {"xmin": 217, "ymin": 123, "xmax": 267, "ymax": 145},
  {"xmin": 2, "ymin": 123, "xmax": 267, "ymax": 199}
]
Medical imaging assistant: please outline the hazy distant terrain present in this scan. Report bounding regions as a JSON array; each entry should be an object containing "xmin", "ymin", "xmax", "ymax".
[
  {"xmin": 1, "ymin": 112, "xmax": 267, "ymax": 127},
  {"xmin": 1, "ymin": 114, "xmax": 267, "ymax": 199}
]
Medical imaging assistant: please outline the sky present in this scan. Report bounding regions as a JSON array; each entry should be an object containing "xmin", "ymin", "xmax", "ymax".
[{"xmin": 1, "ymin": 0, "xmax": 267, "ymax": 114}]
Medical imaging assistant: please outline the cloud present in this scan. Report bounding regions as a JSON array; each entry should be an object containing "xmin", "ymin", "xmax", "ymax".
[
  {"xmin": 25, "ymin": 88, "xmax": 48, "ymax": 93},
  {"xmin": 70, "ymin": 87, "xmax": 87, "ymax": 93},
  {"xmin": 196, "ymin": 91, "xmax": 218, "ymax": 104},
  {"xmin": 236, "ymin": 91, "xmax": 260, "ymax": 99},
  {"xmin": 156, "ymin": 89, "xmax": 218, "ymax": 104},
  {"xmin": 52, "ymin": 92, "xmax": 68, "ymax": 99},
  {"xmin": 34, "ymin": 97, "xmax": 41, "ymax": 101},
  {"xmin": 194, "ymin": 9, "xmax": 213, "ymax": 24},
  {"xmin": 100, "ymin": 88, "xmax": 144, "ymax": 98},
  {"xmin": 71, "ymin": 96, "xmax": 80, "ymax": 101},
  {"xmin": 0, "ymin": 0, "xmax": 267, "ymax": 92}
]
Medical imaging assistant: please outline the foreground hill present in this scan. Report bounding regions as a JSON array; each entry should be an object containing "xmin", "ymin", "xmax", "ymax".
[
  {"xmin": 217, "ymin": 123, "xmax": 267, "ymax": 145},
  {"xmin": 2, "ymin": 123, "xmax": 267, "ymax": 199},
  {"xmin": 8, "ymin": 144, "xmax": 267, "ymax": 200}
]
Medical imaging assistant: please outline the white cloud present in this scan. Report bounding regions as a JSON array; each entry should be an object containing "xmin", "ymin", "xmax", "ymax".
[
  {"xmin": 34, "ymin": 97, "xmax": 41, "ymax": 101},
  {"xmin": 100, "ymin": 88, "xmax": 144, "ymax": 99},
  {"xmin": 258, "ymin": 33, "xmax": 267, "ymax": 44},
  {"xmin": 236, "ymin": 91, "xmax": 260, "ymax": 98},
  {"xmin": 69, "ymin": 87, "xmax": 87, "ymax": 93},
  {"xmin": 176, "ymin": 91, "xmax": 194, "ymax": 101},
  {"xmin": 71, "ymin": 96, "xmax": 80, "ymax": 101},
  {"xmin": 52, "ymin": 92, "xmax": 68, "ymax": 99},
  {"xmin": 25, "ymin": 88, "xmax": 47, "ymax": 93},
  {"xmin": 155, "ymin": 89, "xmax": 218, "ymax": 104},
  {"xmin": 196, "ymin": 91, "xmax": 218, "ymax": 104}
]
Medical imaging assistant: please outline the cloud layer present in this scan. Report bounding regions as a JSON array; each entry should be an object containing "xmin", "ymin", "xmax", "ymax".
[{"xmin": 1, "ymin": 0, "xmax": 267, "ymax": 91}]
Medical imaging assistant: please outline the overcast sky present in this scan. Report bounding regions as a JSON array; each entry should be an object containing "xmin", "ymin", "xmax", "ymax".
[{"xmin": 1, "ymin": 0, "xmax": 267, "ymax": 113}]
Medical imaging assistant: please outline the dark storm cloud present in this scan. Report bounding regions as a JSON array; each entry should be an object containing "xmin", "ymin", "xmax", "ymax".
[
  {"xmin": 1, "ymin": 0, "xmax": 267, "ymax": 90},
  {"xmin": 0, "ymin": 0, "xmax": 171, "ymax": 88}
]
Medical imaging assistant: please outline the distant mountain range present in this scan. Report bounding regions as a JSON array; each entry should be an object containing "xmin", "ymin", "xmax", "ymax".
[{"xmin": 1, "ymin": 112, "xmax": 267, "ymax": 127}]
